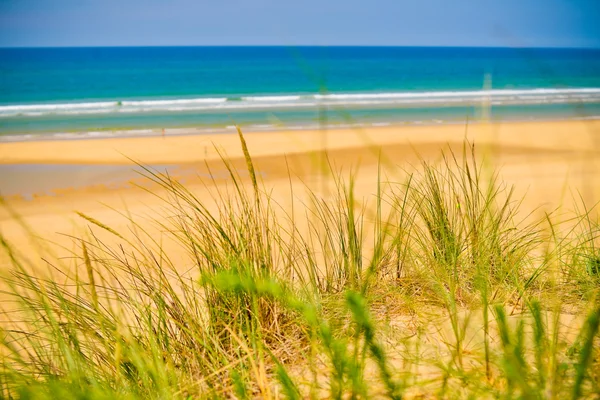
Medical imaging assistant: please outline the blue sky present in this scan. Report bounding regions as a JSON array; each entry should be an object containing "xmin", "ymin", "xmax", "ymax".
[{"xmin": 0, "ymin": 0, "xmax": 598, "ymax": 47}]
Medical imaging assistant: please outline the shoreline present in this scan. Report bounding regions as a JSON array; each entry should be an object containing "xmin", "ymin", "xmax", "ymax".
[
  {"xmin": 1, "ymin": 114, "xmax": 599, "ymax": 144},
  {"xmin": 0, "ymin": 119, "xmax": 599, "ymax": 210},
  {"xmin": 1, "ymin": 119, "xmax": 599, "ymax": 166}
]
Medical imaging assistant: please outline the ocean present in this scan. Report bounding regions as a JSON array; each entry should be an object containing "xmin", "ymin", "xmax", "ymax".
[{"xmin": 1, "ymin": 46, "xmax": 600, "ymax": 140}]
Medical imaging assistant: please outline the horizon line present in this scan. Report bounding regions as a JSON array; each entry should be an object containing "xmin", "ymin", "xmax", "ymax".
[{"xmin": 1, "ymin": 44, "xmax": 599, "ymax": 50}]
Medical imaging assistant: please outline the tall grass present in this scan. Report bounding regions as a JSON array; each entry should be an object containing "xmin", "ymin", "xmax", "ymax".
[{"xmin": 0, "ymin": 131, "xmax": 599, "ymax": 399}]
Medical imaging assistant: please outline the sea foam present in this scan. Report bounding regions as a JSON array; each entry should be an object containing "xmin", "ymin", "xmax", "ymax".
[{"xmin": 1, "ymin": 88, "xmax": 599, "ymax": 118}]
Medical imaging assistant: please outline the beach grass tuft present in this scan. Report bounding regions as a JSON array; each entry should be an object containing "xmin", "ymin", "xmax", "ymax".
[{"xmin": 0, "ymin": 130, "xmax": 599, "ymax": 399}]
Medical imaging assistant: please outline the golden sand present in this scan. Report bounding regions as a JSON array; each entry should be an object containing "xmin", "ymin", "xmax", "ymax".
[
  {"xmin": 1, "ymin": 120, "xmax": 599, "ymax": 269},
  {"xmin": 0, "ymin": 120, "xmax": 597, "ymax": 165}
]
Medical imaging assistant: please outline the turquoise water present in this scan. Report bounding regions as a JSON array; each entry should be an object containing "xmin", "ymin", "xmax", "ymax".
[{"xmin": 1, "ymin": 46, "xmax": 600, "ymax": 139}]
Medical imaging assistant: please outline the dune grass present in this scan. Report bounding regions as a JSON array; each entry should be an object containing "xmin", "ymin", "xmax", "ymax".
[{"xmin": 0, "ymin": 131, "xmax": 599, "ymax": 399}]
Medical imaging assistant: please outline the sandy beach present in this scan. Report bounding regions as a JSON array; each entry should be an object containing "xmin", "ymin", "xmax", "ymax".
[
  {"xmin": 4, "ymin": 4, "xmax": 600, "ymax": 395},
  {"xmin": 1, "ymin": 120, "xmax": 600, "ymax": 269},
  {"xmin": 2, "ymin": 120, "xmax": 600, "ymax": 400},
  {"xmin": 1, "ymin": 120, "xmax": 599, "ymax": 165}
]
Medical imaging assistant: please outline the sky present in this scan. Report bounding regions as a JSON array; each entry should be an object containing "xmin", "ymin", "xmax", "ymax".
[{"xmin": 0, "ymin": 0, "xmax": 599, "ymax": 48}]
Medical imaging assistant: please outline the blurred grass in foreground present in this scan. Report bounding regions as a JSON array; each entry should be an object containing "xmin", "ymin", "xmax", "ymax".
[{"xmin": 0, "ymin": 128, "xmax": 599, "ymax": 399}]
